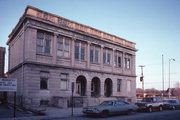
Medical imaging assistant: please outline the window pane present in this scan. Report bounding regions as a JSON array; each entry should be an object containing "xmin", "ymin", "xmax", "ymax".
[
  {"xmin": 64, "ymin": 51, "xmax": 69, "ymax": 57},
  {"xmin": 57, "ymin": 50, "xmax": 63, "ymax": 57},
  {"xmin": 95, "ymin": 50, "xmax": 99, "ymax": 63},
  {"xmin": 107, "ymin": 53, "xmax": 110, "ymax": 64},
  {"xmin": 103, "ymin": 52, "xmax": 106, "ymax": 64},
  {"xmin": 64, "ymin": 40, "xmax": 69, "ymax": 52},
  {"xmin": 90, "ymin": 49, "xmax": 94, "ymax": 62},
  {"xmin": 118, "ymin": 56, "xmax": 121, "ymax": 67},
  {"xmin": 37, "ymin": 31, "xmax": 44, "ymax": 39},
  {"xmin": 127, "ymin": 59, "xmax": 130, "ymax": 69},
  {"xmin": 37, "ymin": 38, "xmax": 43, "ymax": 46},
  {"xmin": 45, "ymin": 34, "xmax": 51, "ymax": 40},
  {"xmin": 81, "ymin": 47, "xmax": 85, "ymax": 60},
  {"xmin": 114, "ymin": 55, "xmax": 117, "ymax": 66},
  {"xmin": 75, "ymin": 45, "xmax": 79, "ymax": 59},
  {"xmin": 37, "ymin": 46, "xmax": 43, "ymax": 54},
  {"xmin": 45, "ymin": 39, "xmax": 51, "ymax": 54},
  {"xmin": 57, "ymin": 41, "xmax": 63, "ymax": 50}
]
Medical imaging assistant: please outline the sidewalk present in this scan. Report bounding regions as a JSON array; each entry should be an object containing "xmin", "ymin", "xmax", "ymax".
[{"xmin": 3, "ymin": 107, "xmax": 84, "ymax": 120}]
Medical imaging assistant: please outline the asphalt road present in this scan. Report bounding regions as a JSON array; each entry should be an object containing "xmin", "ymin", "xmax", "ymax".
[{"xmin": 54, "ymin": 110, "xmax": 180, "ymax": 120}]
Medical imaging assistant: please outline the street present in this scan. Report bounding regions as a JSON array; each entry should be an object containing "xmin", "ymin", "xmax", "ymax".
[{"xmin": 53, "ymin": 110, "xmax": 180, "ymax": 120}]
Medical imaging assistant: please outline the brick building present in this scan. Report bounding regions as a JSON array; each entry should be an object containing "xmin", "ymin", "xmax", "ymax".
[{"xmin": 7, "ymin": 6, "xmax": 137, "ymax": 108}]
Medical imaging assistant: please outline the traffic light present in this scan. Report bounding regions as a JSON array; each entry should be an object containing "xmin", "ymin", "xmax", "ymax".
[{"xmin": 140, "ymin": 76, "xmax": 143, "ymax": 82}]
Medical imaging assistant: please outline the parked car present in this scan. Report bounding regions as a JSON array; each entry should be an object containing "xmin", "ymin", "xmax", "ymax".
[
  {"xmin": 163, "ymin": 99, "xmax": 180, "ymax": 110},
  {"xmin": 82, "ymin": 100, "xmax": 138, "ymax": 117},
  {"xmin": 136, "ymin": 97, "xmax": 164, "ymax": 112}
]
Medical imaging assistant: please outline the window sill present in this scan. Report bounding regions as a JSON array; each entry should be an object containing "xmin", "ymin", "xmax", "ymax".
[
  {"xmin": 37, "ymin": 53, "xmax": 53, "ymax": 57},
  {"xmin": 90, "ymin": 62, "xmax": 100, "ymax": 65},
  {"xmin": 103, "ymin": 64, "xmax": 112, "ymax": 67},
  {"xmin": 40, "ymin": 89, "xmax": 49, "ymax": 90},
  {"xmin": 57, "ymin": 56, "xmax": 71, "ymax": 60}
]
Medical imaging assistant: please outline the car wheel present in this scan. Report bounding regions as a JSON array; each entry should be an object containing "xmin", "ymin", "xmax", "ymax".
[
  {"xmin": 159, "ymin": 106, "xmax": 163, "ymax": 111},
  {"xmin": 126, "ymin": 109, "xmax": 133, "ymax": 115},
  {"xmin": 101, "ymin": 110, "xmax": 109, "ymax": 118},
  {"xmin": 172, "ymin": 106, "xmax": 175, "ymax": 110},
  {"xmin": 148, "ymin": 107, "xmax": 153, "ymax": 113}
]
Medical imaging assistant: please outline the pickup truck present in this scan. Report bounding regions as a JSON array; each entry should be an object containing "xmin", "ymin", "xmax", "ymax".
[{"xmin": 136, "ymin": 97, "xmax": 164, "ymax": 112}]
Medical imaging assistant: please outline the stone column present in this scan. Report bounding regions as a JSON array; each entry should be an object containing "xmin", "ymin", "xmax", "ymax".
[
  {"xmin": 71, "ymin": 38, "xmax": 75, "ymax": 66},
  {"xmin": 87, "ymin": 41, "xmax": 91, "ymax": 68},
  {"xmin": 53, "ymin": 33, "xmax": 57, "ymax": 64},
  {"xmin": 112, "ymin": 48, "xmax": 115, "ymax": 72},
  {"xmin": 122, "ymin": 52, "xmax": 125, "ymax": 74},
  {"xmin": 100, "ymin": 45, "xmax": 104, "ymax": 69}
]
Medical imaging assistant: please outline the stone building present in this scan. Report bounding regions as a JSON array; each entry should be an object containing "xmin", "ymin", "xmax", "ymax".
[
  {"xmin": 0, "ymin": 47, "xmax": 5, "ymax": 78},
  {"xmin": 7, "ymin": 6, "xmax": 137, "ymax": 108}
]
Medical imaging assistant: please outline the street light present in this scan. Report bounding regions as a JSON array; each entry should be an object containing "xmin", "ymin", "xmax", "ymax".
[{"xmin": 168, "ymin": 58, "xmax": 175, "ymax": 98}]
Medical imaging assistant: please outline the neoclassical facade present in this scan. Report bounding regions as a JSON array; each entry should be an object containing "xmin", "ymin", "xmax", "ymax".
[{"xmin": 7, "ymin": 6, "xmax": 137, "ymax": 108}]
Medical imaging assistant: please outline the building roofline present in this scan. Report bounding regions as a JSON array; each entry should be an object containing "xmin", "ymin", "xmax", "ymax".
[{"xmin": 7, "ymin": 5, "xmax": 136, "ymax": 48}]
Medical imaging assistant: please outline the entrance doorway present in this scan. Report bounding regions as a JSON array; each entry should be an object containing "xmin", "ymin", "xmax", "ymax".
[
  {"xmin": 76, "ymin": 75, "xmax": 86, "ymax": 96},
  {"xmin": 104, "ymin": 78, "xmax": 112, "ymax": 97},
  {"xmin": 91, "ymin": 77, "xmax": 100, "ymax": 97}
]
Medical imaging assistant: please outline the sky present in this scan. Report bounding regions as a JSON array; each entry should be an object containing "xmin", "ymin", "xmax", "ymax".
[{"xmin": 0, "ymin": 0, "xmax": 180, "ymax": 90}]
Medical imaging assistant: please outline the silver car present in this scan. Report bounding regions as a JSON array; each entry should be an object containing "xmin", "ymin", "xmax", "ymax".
[{"xmin": 83, "ymin": 100, "xmax": 138, "ymax": 117}]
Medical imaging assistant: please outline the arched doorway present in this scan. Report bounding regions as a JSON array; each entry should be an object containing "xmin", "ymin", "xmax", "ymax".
[
  {"xmin": 76, "ymin": 75, "xmax": 86, "ymax": 96},
  {"xmin": 104, "ymin": 78, "xmax": 112, "ymax": 97},
  {"xmin": 91, "ymin": 77, "xmax": 100, "ymax": 97}
]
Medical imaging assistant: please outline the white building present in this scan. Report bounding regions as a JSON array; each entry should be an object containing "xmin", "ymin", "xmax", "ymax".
[{"xmin": 7, "ymin": 6, "xmax": 137, "ymax": 108}]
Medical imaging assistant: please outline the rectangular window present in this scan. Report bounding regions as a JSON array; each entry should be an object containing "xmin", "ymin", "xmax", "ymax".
[
  {"xmin": 114, "ymin": 52, "xmax": 122, "ymax": 67},
  {"xmin": 90, "ymin": 45, "xmax": 99, "ymax": 63},
  {"xmin": 118, "ymin": 57, "xmax": 121, "ymax": 67},
  {"xmin": 57, "ymin": 36, "xmax": 70, "ymax": 58},
  {"xmin": 40, "ymin": 78, "xmax": 48, "ymax": 89},
  {"xmin": 95, "ymin": 49, "xmax": 99, "ymax": 63},
  {"xmin": 125, "ymin": 58, "xmax": 130, "ymax": 69},
  {"xmin": 74, "ymin": 41, "xmax": 86, "ymax": 61},
  {"xmin": 36, "ymin": 31, "xmax": 52, "ymax": 55},
  {"xmin": 81, "ymin": 46, "xmax": 85, "ymax": 60},
  {"xmin": 127, "ymin": 80, "xmax": 131, "ymax": 93},
  {"xmin": 60, "ymin": 73, "xmax": 68, "ymax": 90},
  {"xmin": 90, "ymin": 49, "xmax": 94, "ymax": 62},
  {"xmin": 75, "ymin": 42, "xmax": 80, "ymax": 59},
  {"xmin": 40, "ymin": 72, "xmax": 49, "ymax": 90},
  {"xmin": 117, "ymin": 79, "xmax": 122, "ymax": 92},
  {"xmin": 103, "ymin": 49, "xmax": 111, "ymax": 65}
]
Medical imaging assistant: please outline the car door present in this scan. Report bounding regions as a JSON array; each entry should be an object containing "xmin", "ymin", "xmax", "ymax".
[{"xmin": 114, "ymin": 101, "xmax": 127, "ymax": 113}]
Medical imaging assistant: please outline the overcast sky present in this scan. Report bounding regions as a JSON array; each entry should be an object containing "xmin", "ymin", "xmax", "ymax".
[{"xmin": 0, "ymin": 0, "xmax": 180, "ymax": 90}]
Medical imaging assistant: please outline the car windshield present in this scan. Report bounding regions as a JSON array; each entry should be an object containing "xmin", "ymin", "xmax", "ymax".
[
  {"xmin": 142, "ymin": 98, "xmax": 153, "ymax": 102},
  {"xmin": 165, "ymin": 100, "xmax": 176, "ymax": 103},
  {"xmin": 100, "ymin": 101, "xmax": 113, "ymax": 106}
]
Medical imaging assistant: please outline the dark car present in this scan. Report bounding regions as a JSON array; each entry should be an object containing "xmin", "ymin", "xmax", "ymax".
[
  {"xmin": 136, "ymin": 97, "xmax": 164, "ymax": 112},
  {"xmin": 83, "ymin": 100, "xmax": 138, "ymax": 117},
  {"xmin": 163, "ymin": 99, "xmax": 180, "ymax": 110}
]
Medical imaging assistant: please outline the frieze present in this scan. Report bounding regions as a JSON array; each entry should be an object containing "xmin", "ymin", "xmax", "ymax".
[{"xmin": 25, "ymin": 6, "xmax": 136, "ymax": 48}]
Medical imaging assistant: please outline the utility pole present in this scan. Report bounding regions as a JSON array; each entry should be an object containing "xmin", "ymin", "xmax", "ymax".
[
  {"xmin": 162, "ymin": 54, "xmax": 164, "ymax": 99},
  {"xmin": 139, "ymin": 65, "xmax": 145, "ymax": 98},
  {"xmin": 168, "ymin": 58, "xmax": 175, "ymax": 98}
]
